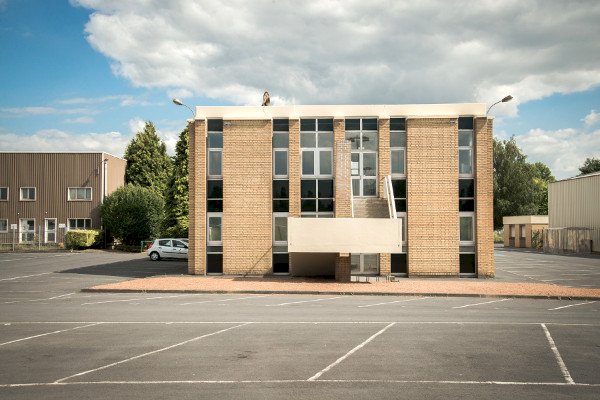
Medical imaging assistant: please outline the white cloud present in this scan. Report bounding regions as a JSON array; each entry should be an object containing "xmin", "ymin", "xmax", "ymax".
[
  {"xmin": 65, "ymin": 116, "xmax": 95, "ymax": 124},
  {"xmin": 72, "ymin": 0, "xmax": 600, "ymax": 114},
  {"xmin": 58, "ymin": 94, "xmax": 160, "ymax": 107},
  {"xmin": 583, "ymin": 109, "xmax": 600, "ymax": 126},
  {"xmin": 127, "ymin": 117, "xmax": 146, "ymax": 134},
  {"xmin": 514, "ymin": 127, "xmax": 600, "ymax": 179},
  {"xmin": 0, "ymin": 129, "xmax": 131, "ymax": 157},
  {"xmin": 1, "ymin": 106, "xmax": 97, "ymax": 116}
]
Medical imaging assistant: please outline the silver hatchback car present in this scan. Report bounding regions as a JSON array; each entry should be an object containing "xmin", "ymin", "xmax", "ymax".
[{"xmin": 147, "ymin": 238, "xmax": 188, "ymax": 261}]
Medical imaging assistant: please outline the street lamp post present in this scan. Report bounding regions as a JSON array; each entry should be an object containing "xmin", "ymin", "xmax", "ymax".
[
  {"xmin": 487, "ymin": 95, "xmax": 513, "ymax": 115},
  {"xmin": 172, "ymin": 98, "xmax": 195, "ymax": 118}
]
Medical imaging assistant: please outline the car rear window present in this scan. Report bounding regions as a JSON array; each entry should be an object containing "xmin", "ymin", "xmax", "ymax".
[{"xmin": 158, "ymin": 240, "xmax": 171, "ymax": 246}]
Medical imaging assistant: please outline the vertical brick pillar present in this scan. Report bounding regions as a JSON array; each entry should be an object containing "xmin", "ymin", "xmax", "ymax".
[
  {"xmin": 475, "ymin": 117, "xmax": 494, "ymax": 277},
  {"xmin": 407, "ymin": 118, "xmax": 459, "ymax": 276},
  {"xmin": 378, "ymin": 118, "xmax": 391, "ymax": 275},
  {"xmin": 223, "ymin": 120, "xmax": 272, "ymax": 275},
  {"xmin": 334, "ymin": 139, "xmax": 352, "ymax": 218},
  {"xmin": 335, "ymin": 255, "xmax": 351, "ymax": 282},
  {"xmin": 503, "ymin": 225, "xmax": 510, "ymax": 247},
  {"xmin": 188, "ymin": 119, "xmax": 206, "ymax": 275},
  {"xmin": 288, "ymin": 119, "xmax": 301, "ymax": 275}
]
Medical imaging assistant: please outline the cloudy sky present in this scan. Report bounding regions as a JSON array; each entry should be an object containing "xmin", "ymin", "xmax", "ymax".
[{"xmin": 1, "ymin": 0, "xmax": 599, "ymax": 179}]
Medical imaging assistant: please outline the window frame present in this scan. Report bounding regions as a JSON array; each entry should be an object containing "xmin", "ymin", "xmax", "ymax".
[
  {"xmin": 0, "ymin": 187, "xmax": 8, "ymax": 201},
  {"xmin": 459, "ymin": 212, "xmax": 475, "ymax": 246},
  {"xmin": 207, "ymin": 212, "xmax": 223, "ymax": 246},
  {"xmin": 0, "ymin": 218, "xmax": 8, "ymax": 233},
  {"xmin": 19, "ymin": 218, "xmax": 35, "ymax": 243},
  {"xmin": 68, "ymin": 187, "xmax": 92, "ymax": 201},
  {"xmin": 300, "ymin": 118, "xmax": 334, "ymax": 179},
  {"xmin": 300, "ymin": 178, "xmax": 334, "ymax": 216},
  {"xmin": 273, "ymin": 212, "xmax": 288, "ymax": 246},
  {"xmin": 45, "ymin": 218, "xmax": 57, "ymax": 243},
  {"xmin": 458, "ymin": 117, "xmax": 474, "ymax": 178},
  {"xmin": 19, "ymin": 187, "xmax": 36, "ymax": 201},
  {"xmin": 207, "ymin": 122, "xmax": 223, "ymax": 179},
  {"xmin": 390, "ymin": 119, "xmax": 406, "ymax": 178},
  {"xmin": 68, "ymin": 218, "xmax": 92, "ymax": 230}
]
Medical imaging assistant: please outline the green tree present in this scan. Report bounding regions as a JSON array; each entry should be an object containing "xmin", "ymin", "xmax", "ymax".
[
  {"xmin": 493, "ymin": 138, "xmax": 554, "ymax": 229},
  {"xmin": 124, "ymin": 121, "xmax": 172, "ymax": 198},
  {"xmin": 101, "ymin": 185, "xmax": 164, "ymax": 245},
  {"xmin": 578, "ymin": 157, "xmax": 600, "ymax": 175},
  {"xmin": 163, "ymin": 127, "xmax": 189, "ymax": 237}
]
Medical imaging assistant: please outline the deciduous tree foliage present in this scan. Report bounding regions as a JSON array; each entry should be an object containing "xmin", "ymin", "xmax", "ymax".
[
  {"xmin": 163, "ymin": 127, "xmax": 189, "ymax": 237},
  {"xmin": 101, "ymin": 185, "xmax": 164, "ymax": 245},
  {"xmin": 124, "ymin": 121, "xmax": 172, "ymax": 198},
  {"xmin": 493, "ymin": 138, "xmax": 554, "ymax": 229},
  {"xmin": 578, "ymin": 157, "xmax": 600, "ymax": 175}
]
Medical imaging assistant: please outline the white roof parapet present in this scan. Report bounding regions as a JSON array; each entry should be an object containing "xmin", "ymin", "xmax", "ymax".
[
  {"xmin": 502, "ymin": 215, "xmax": 549, "ymax": 225},
  {"xmin": 195, "ymin": 103, "xmax": 486, "ymax": 120}
]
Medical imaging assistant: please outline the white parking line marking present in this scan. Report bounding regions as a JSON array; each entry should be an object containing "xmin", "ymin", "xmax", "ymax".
[
  {"xmin": 268, "ymin": 296, "xmax": 342, "ymax": 307},
  {"xmin": 180, "ymin": 295, "xmax": 270, "ymax": 306},
  {"xmin": 0, "ymin": 272, "xmax": 52, "ymax": 281},
  {"xmin": 541, "ymin": 279, "xmax": 582, "ymax": 282},
  {"xmin": 358, "ymin": 297, "xmax": 430, "ymax": 308},
  {"xmin": 3, "ymin": 292, "xmax": 75, "ymax": 304},
  {"xmin": 452, "ymin": 298, "xmax": 511, "ymax": 309},
  {"xmin": 548, "ymin": 301, "xmax": 596, "ymax": 311},
  {"xmin": 0, "ymin": 323, "xmax": 101, "ymax": 347},
  {"xmin": 1, "ymin": 379, "xmax": 600, "ymax": 388},
  {"xmin": 54, "ymin": 323, "xmax": 252, "ymax": 383},
  {"xmin": 82, "ymin": 294, "xmax": 191, "ymax": 305},
  {"xmin": 541, "ymin": 324, "xmax": 574, "ymax": 384},
  {"xmin": 307, "ymin": 322, "xmax": 396, "ymax": 381}
]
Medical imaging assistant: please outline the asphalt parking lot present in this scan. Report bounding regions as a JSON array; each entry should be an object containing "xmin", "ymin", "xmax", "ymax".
[{"xmin": 0, "ymin": 250, "xmax": 598, "ymax": 399}]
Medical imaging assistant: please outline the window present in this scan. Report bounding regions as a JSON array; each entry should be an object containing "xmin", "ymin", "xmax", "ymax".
[
  {"xmin": 345, "ymin": 118, "xmax": 378, "ymax": 151},
  {"xmin": 0, "ymin": 219, "xmax": 7, "ymax": 232},
  {"xmin": 208, "ymin": 119, "xmax": 223, "ymax": 178},
  {"xmin": 68, "ymin": 187, "xmax": 92, "ymax": 201},
  {"xmin": 20, "ymin": 187, "xmax": 36, "ymax": 201},
  {"xmin": 459, "ymin": 179, "xmax": 474, "ymax": 211},
  {"xmin": 391, "ymin": 253, "xmax": 407, "ymax": 274},
  {"xmin": 301, "ymin": 118, "xmax": 333, "ymax": 177},
  {"xmin": 273, "ymin": 213, "xmax": 288, "ymax": 246},
  {"xmin": 45, "ymin": 219, "xmax": 56, "ymax": 243},
  {"xmin": 509, "ymin": 225, "xmax": 515, "ymax": 238},
  {"xmin": 458, "ymin": 117, "xmax": 474, "ymax": 177},
  {"xmin": 0, "ymin": 187, "xmax": 7, "ymax": 201},
  {"xmin": 391, "ymin": 179, "xmax": 407, "ymax": 212},
  {"xmin": 273, "ymin": 180, "xmax": 289, "ymax": 212},
  {"xmin": 273, "ymin": 122, "xmax": 289, "ymax": 178},
  {"xmin": 459, "ymin": 214, "xmax": 474, "ymax": 243},
  {"xmin": 300, "ymin": 179, "xmax": 334, "ymax": 216},
  {"xmin": 520, "ymin": 224, "xmax": 527, "ymax": 239},
  {"xmin": 459, "ymin": 211, "xmax": 476, "ymax": 274},
  {"xmin": 19, "ymin": 219, "xmax": 35, "ymax": 242},
  {"xmin": 347, "ymin": 118, "xmax": 378, "ymax": 197},
  {"xmin": 68, "ymin": 218, "xmax": 92, "ymax": 230},
  {"xmin": 207, "ymin": 213, "xmax": 222, "ymax": 245},
  {"xmin": 350, "ymin": 254, "xmax": 379, "ymax": 275},
  {"xmin": 390, "ymin": 118, "xmax": 406, "ymax": 176},
  {"xmin": 207, "ymin": 180, "xmax": 223, "ymax": 212},
  {"xmin": 158, "ymin": 239, "xmax": 171, "ymax": 246}
]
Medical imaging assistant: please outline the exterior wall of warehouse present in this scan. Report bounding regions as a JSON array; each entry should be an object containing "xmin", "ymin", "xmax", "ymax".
[
  {"xmin": 187, "ymin": 105, "xmax": 494, "ymax": 277},
  {"xmin": 0, "ymin": 152, "xmax": 126, "ymax": 245}
]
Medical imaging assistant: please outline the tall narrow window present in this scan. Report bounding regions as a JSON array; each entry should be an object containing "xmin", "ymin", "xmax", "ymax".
[
  {"xmin": 0, "ymin": 187, "xmax": 8, "ymax": 201},
  {"xmin": 459, "ymin": 179, "xmax": 474, "ymax": 211},
  {"xmin": 300, "ymin": 118, "xmax": 333, "ymax": 178},
  {"xmin": 458, "ymin": 117, "xmax": 474, "ymax": 177},
  {"xmin": 207, "ymin": 119, "xmax": 223, "ymax": 178},
  {"xmin": 0, "ymin": 219, "xmax": 8, "ymax": 232},
  {"xmin": 273, "ymin": 118, "xmax": 290, "ymax": 274},
  {"xmin": 346, "ymin": 118, "xmax": 378, "ymax": 197},
  {"xmin": 390, "ymin": 118, "xmax": 406, "ymax": 176}
]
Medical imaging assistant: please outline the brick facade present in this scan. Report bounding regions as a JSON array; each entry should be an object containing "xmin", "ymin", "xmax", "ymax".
[
  {"xmin": 378, "ymin": 118, "xmax": 391, "ymax": 275},
  {"xmin": 188, "ymin": 120, "xmax": 206, "ymax": 274},
  {"xmin": 475, "ymin": 118, "xmax": 494, "ymax": 277},
  {"xmin": 222, "ymin": 120, "xmax": 272, "ymax": 275},
  {"xmin": 407, "ymin": 118, "xmax": 459, "ymax": 276}
]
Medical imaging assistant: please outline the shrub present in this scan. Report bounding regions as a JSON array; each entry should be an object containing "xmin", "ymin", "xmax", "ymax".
[{"xmin": 66, "ymin": 230, "xmax": 101, "ymax": 250}]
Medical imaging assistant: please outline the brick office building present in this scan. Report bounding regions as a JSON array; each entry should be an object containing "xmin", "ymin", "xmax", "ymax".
[{"xmin": 187, "ymin": 104, "xmax": 494, "ymax": 280}]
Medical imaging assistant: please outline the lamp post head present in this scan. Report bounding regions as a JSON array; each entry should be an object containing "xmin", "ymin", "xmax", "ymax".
[
  {"xmin": 501, "ymin": 95, "xmax": 513, "ymax": 103},
  {"xmin": 172, "ymin": 98, "xmax": 184, "ymax": 106}
]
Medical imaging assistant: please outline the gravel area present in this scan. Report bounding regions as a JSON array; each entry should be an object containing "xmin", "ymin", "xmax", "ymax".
[{"xmin": 86, "ymin": 276, "xmax": 600, "ymax": 299}]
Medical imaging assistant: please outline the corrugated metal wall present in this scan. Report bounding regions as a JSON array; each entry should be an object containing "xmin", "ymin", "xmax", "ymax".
[
  {"xmin": 0, "ymin": 153, "xmax": 125, "ymax": 244},
  {"xmin": 548, "ymin": 174, "xmax": 600, "ymax": 250}
]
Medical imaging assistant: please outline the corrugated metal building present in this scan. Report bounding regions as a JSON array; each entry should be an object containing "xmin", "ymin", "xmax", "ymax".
[
  {"xmin": 548, "ymin": 172, "xmax": 600, "ymax": 252},
  {"xmin": 0, "ymin": 152, "xmax": 126, "ymax": 245}
]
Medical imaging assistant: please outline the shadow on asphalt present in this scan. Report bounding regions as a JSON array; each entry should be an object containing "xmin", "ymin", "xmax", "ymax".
[{"xmin": 59, "ymin": 258, "xmax": 188, "ymax": 278}]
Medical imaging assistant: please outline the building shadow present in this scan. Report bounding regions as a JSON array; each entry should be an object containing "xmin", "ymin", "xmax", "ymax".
[{"xmin": 59, "ymin": 258, "xmax": 188, "ymax": 279}]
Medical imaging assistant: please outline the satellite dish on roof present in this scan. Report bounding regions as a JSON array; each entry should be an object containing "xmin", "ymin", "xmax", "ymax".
[{"xmin": 262, "ymin": 91, "xmax": 270, "ymax": 106}]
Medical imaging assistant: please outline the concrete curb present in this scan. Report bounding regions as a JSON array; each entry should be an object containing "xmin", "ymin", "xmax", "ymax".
[{"xmin": 80, "ymin": 288, "xmax": 600, "ymax": 301}]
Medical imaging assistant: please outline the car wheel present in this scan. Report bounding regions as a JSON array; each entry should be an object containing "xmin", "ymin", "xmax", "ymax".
[{"xmin": 150, "ymin": 252, "xmax": 160, "ymax": 261}]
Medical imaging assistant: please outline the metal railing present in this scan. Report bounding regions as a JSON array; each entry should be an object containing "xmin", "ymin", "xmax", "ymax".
[
  {"xmin": 350, "ymin": 178, "xmax": 354, "ymax": 218},
  {"xmin": 383, "ymin": 175, "xmax": 397, "ymax": 219}
]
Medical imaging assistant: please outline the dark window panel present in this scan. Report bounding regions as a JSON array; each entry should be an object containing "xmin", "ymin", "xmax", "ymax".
[
  {"xmin": 273, "ymin": 253, "xmax": 289, "ymax": 273},
  {"xmin": 301, "ymin": 199, "xmax": 317, "ymax": 212},
  {"xmin": 273, "ymin": 200, "xmax": 289, "ymax": 212},
  {"xmin": 300, "ymin": 119, "xmax": 316, "ymax": 131},
  {"xmin": 459, "ymin": 253, "xmax": 476, "ymax": 274},
  {"xmin": 345, "ymin": 118, "xmax": 360, "ymax": 130},
  {"xmin": 273, "ymin": 245, "xmax": 288, "ymax": 253},
  {"xmin": 207, "ymin": 180, "xmax": 223, "ymax": 198},
  {"xmin": 207, "ymin": 119, "xmax": 223, "ymax": 132},
  {"xmin": 273, "ymin": 180, "xmax": 289, "ymax": 199},
  {"xmin": 207, "ymin": 132, "xmax": 223, "ymax": 148},
  {"xmin": 273, "ymin": 118, "xmax": 289, "ymax": 132},
  {"xmin": 207, "ymin": 200, "xmax": 223, "ymax": 212},
  {"xmin": 207, "ymin": 246, "xmax": 223, "ymax": 253},
  {"xmin": 206, "ymin": 253, "xmax": 223, "ymax": 274},
  {"xmin": 318, "ymin": 179, "xmax": 334, "ymax": 198},
  {"xmin": 273, "ymin": 132, "xmax": 289, "ymax": 148},
  {"xmin": 459, "ymin": 179, "xmax": 475, "ymax": 198},
  {"xmin": 318, "ymin": 118, "xmax": 333, "ymax": 131},
  {"xmin": 459, "ymin": 199, "xmax": 475, "ymax": 212},
  {"xmin": 392, "ymin": 179, "xmax": 406, "ymax": 198},
  {"xmin": 458, "ymin": 117, "xmax": 474, "ymax": 130},
  {"xmin": 318, "ymin": 199, "xmax": 334, "ymax": 212},
  {"xmin": 391, "ymin": 253, "xmax": 407, "ymax": 274},
  {"xmin": 390, "ymin": 118, "xmax": 406, "ymax": 131},
  {"xmin": 394, "ymin": 199, "xmax": 407, "ymax": 213},
  {"xmin": 301, "ymin": 179, "xmax": 316, "ymax": 198},
  {"xmin": 362, "ymin": 118, "xmax": 378, "ymax": 130},
  {"xmin": 460, "ymin": 245, "xmax": 476, "ymax": 253}
]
